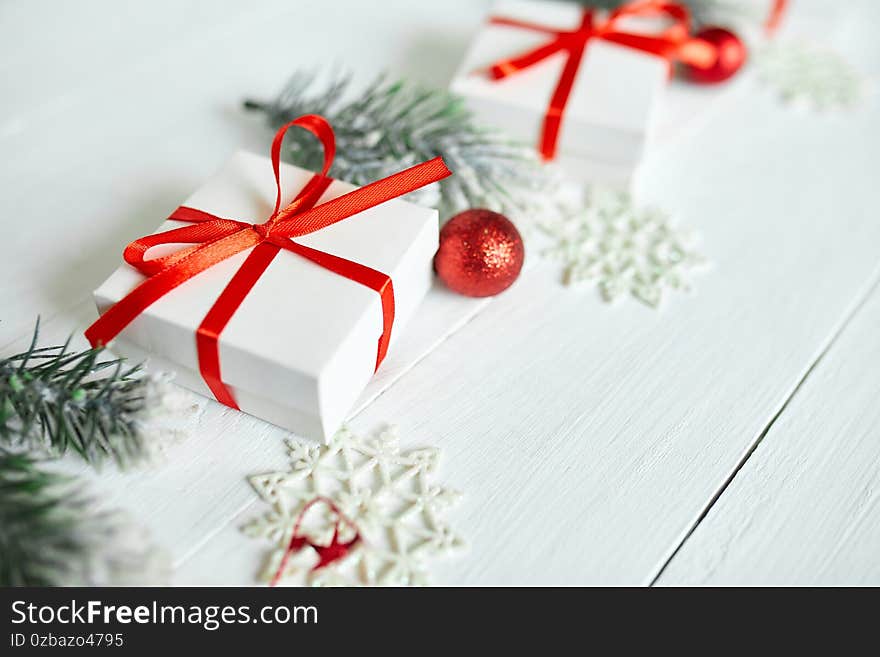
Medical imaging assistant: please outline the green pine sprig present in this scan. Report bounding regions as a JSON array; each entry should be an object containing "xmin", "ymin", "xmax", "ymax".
[
  {"xmin": 0, "ymin": 454, "xmax": 97, "ymax": 586},
  {"xmin": 0, "ymin": 453, "xmax": 167, "ymax": 586},
  {"xmin": 0, "ymin": 320, "xmax": 149, "ymax": 467},
  {"xmin": 0, "ymin": 321, "xmax": 168, "ymax": 586},
  {"xmin": 244, "ymin": 71, "xmax": 559, "ymax": 222}
]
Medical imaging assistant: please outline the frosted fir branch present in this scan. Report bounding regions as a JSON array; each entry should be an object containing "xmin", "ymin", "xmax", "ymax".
[
  {"xmin": 0, "ymin": 454, "xmax": 169, "ymax": 586},
  {"xmin": 0, "ymin": 319, "xmax": 154, "ymax": 467},
  {"xmin": 244, "ymin": 71, "xmax": 561, "ymax": 225}
]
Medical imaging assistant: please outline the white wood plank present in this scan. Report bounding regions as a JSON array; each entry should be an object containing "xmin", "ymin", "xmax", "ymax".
[
  {"xmin": 0, "ymin": 272, "xmax": 493, "ymax": 578},
  {"xmin": 2, "ymin": 0, "xmax": 880, "ymax": 586},
  {"xmin": 656, "ymin": 281, "xmax": 880, "ymax": 586},
  {"xmin": 181, "ymin": 0, "xmax": 880, "ymax": 583},
  {"xmin": 0, "ymin": 0, "xmax": 497, "ymax": 580},
  {"xmin": 0, "ymin": 0, "xmax": 488, "ymax": 346}
]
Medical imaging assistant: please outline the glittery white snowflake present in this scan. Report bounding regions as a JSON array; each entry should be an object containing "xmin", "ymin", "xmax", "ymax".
[
  {"xmin": 540, "ymin": 189, "xmax": 706, "ymax": 307},
  {"xmin": 243, "ymin": 426, "xmax": 464, "ymax": 586},
  {"xmin": 756, "ymin": 42, "xmax": 866, "ymax": 111}
]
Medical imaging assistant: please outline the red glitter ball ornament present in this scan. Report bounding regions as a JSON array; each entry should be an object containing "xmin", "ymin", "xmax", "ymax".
[
  {"xmin": 684, "ymin": 27, "xmax": 747, "ymax": 84},
  {"xmin": 434, "ymin": 209, "xmax": 524, "ymax": 297}
]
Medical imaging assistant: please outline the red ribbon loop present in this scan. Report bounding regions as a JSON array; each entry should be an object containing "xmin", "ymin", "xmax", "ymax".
[
  {"xmin": 269, "ymin": 496, "xmax": 361, "ymax": 586},
  {"xmin": 485, "ymin": 0, "xmax": 714, "ymax": 161},
  {"xmin": 86, "ymin": 114, "xmax": 451, "ymax": 410}
]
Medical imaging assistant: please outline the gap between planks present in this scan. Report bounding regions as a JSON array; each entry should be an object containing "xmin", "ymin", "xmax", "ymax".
[{"xmin": 647, "ymin": 265, "xmax": 880, "ymax": 587}]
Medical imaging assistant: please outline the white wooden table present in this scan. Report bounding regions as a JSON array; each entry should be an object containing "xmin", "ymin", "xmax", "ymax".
[{"xmin": 2, "ymin": 0, "xmax": 879, "ymax": 585}]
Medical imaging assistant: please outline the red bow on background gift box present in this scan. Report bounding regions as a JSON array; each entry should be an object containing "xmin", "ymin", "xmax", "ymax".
[
  {"xmin": 85, "ymin": 114, "xmax": 451, "ymax": 410},
  {"xmin": 484, "ymin": 0, "xmax": 719, "ymax": 161},
  {"xmin": 766, "ymin": 0, "xmax": 788, "ymax": 35}
]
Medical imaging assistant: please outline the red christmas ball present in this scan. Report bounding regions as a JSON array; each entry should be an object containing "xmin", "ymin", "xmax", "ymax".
[
  {"xmin": 684, "ymin": 27, "xmax": 747, "ymax": 84},
  {"xmin": 434, "ymin": 209, "xmax": 524, "ymax": 297}
]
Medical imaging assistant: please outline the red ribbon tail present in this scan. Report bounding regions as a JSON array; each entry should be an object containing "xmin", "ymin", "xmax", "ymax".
[
  {"xmin": 195, "ymin": 241, "xmax": 285, "ymax": 409},
  {"xmin": 765, "ymin": 0, "xmax": 788, "ymax": 35},
  {"xmin": 279, "ymin": 240, "xmax": 395, "ymax": 372},
  {"xmin": 269, "ymin": 535, "xmax": 309, "ymax": 587},
  {"xmin": 489, "ymin": 39, "xmax": 570, "ymax": 80},
  {"xmin": 540, "ymin": 37, "xmax": 587, "ymax": 161},
  {"xmin": 488, "ymin": 15, "xmax": 561, "ymax": 34},
  {"xmin": 85, "ymin": 229, "xmax": 259, "ymax": 348}
]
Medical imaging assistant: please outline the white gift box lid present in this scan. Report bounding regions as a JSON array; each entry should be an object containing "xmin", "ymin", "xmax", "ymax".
[
  {"xmin": 450, "ymin": 0, "xmax": 669, "ymax": 177},
  {"xmin": 93, "ymin": 151, "xmax": 439, "ymax": 440}
]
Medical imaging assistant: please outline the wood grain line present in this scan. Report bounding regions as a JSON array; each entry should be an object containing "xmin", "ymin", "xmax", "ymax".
[{"xmin": 648, "ymin": 268, "xmax": 880, "ymax": 586}]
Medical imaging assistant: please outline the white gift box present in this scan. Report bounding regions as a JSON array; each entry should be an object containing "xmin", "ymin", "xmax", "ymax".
[
  {"xmin": 450, "ymin": 0, "xmax": 669, "ymax": 188},
  {"xmin": 92, "ymin": 151, "xmax": 439, "ymax": 441}
]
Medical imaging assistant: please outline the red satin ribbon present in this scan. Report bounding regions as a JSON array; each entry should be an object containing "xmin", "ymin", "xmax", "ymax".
[
  {"xmin": 486, "ymin": 0, "xmax": 714, "ymax": 161},
  {"xmin": 86, "ymin": 114, "xmax": 451, "ymax": 409},
  {"xmin": 270, "ymin": 496, "xmax": 360, "ymax": 586},
  {"xmin": 765, "ymin": 0, "xmax": 788, "ymax": 35}
]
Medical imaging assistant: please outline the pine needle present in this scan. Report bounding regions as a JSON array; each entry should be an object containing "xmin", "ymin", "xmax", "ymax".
[
  {"xmin": 0, "ymin": 320, "xmax": 150, "ymax": 467},
  {"xmin": 0, "ymin": 454, "xmax": 168, "ymax": 586},
  {"xmin": 245, "ymin": 71, "xmax": 559, "ymax": 222}
]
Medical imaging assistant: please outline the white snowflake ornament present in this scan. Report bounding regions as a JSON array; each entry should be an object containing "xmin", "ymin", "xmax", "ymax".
[
  {"xmin": 756, "ymin": 41, "xmax": 866, "ymax": 111},
  {"xmin": 243, "ymin": 425, "xmax": 465, "ymax": 586},
  {"xmin": 540, "ymin": 188, "xmax": 706, "ymax": 307}
]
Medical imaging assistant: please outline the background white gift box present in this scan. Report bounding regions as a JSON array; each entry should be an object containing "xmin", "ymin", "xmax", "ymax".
[
  {"xmin": 93, "ymin": 151, "xmax": 439, "ymax": 441},
  {"xmin": 450, "ymin": 0, "xmax": 669, "ymax": 188}
]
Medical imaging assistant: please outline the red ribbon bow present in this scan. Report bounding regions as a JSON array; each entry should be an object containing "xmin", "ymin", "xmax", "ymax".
[
  {"xmin": 86, "ymin": 114, "xmax": 451, "ymax": 409},
  {"xmin": 270, "ymin": 497, "xmax": 361, "ymax": 586},
  {"xmin": 485, "ymin": 0, "xmax": 716, "ymax": 161}
]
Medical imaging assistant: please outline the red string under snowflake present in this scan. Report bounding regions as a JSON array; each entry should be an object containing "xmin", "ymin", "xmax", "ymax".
[{"xmin": 270, "ymin": 497, "xmax": 361, "ymax": 586}]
